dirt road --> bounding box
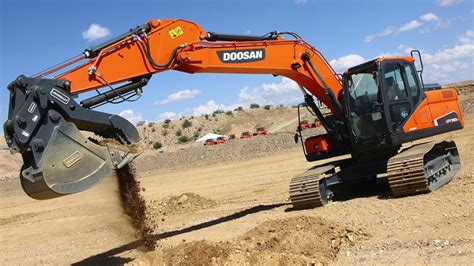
[1,90,473,264]
[1,116,473,264]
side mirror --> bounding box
[410,50,424,73]
[294,133,299,144]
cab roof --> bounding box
[344,56,415,75]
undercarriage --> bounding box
[289,141,460,209]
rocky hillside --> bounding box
[137,106,320,151]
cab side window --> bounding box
[384,65,408,102]
[403,63,420,105]
[383,63,412,130]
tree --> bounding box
[182,119,192,129]
[225,111,233,116]
[250,103,260,109]
[153,142,162,149]
[263,105,271,110]
[234,106,244,111]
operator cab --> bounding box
[342,56,425,156]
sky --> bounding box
[1,0,473,127]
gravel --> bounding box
[134,132,302,173]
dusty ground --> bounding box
[0,85,473,265]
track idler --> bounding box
[4,75,140,199]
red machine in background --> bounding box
[253,127,268,136]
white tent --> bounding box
[195,133,226,142]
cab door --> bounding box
[381,61,422,133]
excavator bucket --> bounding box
[20,122,138,199]
[4,75,141,199]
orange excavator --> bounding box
[4,19,463,208]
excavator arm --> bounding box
[4,18,347,199]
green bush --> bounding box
[182,119,192,129]
[175,130,182,137]
[225,111,233,116]
[153,142,162,149]
[234,106,244,111]
[263,105,271,110]
[250,103,260,109]
[204,114,210,120]
[177,135,190,144]
[151,128,156,132]
[213,109,224,115]
[164,119,171,124]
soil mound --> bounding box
[237,216,369,264]
[135,216,369,265]
[163,240,231,265]
[0,150,22,180]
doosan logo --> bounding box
[217,49,265,63]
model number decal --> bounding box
[63,151,82,168]
[217,49,265,63]
[50,89,70,105]
[434,111,459,126]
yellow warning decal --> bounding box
[168,26,184,39]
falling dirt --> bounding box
[116,164,155,250]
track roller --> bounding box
[387,141,460,197]
[289,164,334,209]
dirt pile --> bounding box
[134,132,302,172]
[0,137,22,180]
[134,216,369,265]
[447,80,474,95]
[238,216,369,264]
[147,193,217,217]
[447,80,474,115]
[116,164,155,250]
[0,152,22,180]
